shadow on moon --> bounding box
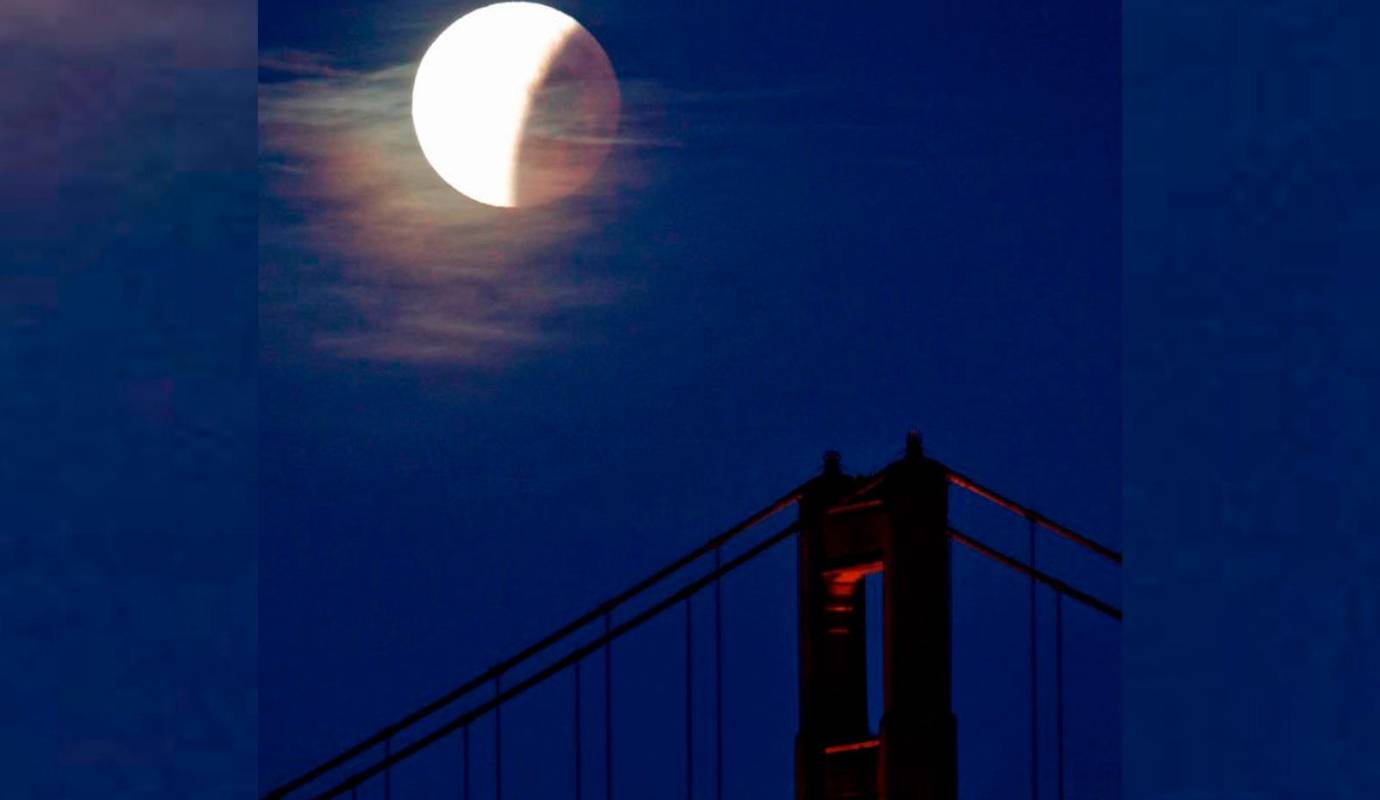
[512,24,621,208]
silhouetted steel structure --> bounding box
[261,432,1121,800]
[796,433,955,800]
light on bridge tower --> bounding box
[795,431,957,800]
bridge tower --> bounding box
[795,432,956,800]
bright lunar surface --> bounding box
[412,2,621,208]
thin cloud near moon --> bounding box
[259,52,639,366]
[1,0,253,67]
[259,46,831,367]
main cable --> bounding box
[308,523,801,800]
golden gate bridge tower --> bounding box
[795,434,955,800]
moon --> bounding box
[412,2,621,208]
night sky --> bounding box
[3,1,257,797]
[258,0,1119,797]
[8,1,1379,799]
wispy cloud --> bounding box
[257,48,859,366]
[259,53,647,366]
[1,0,253,67]
[258,50,355,80]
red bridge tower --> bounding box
[795,432,957,800]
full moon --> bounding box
[412,2,620,208]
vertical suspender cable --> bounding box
[494,676,503,800]
[686,598,694,800]
[1055,593,1064,800]
[575,662,583,800]
[384,737,392,800]
[713,547,724,800]
[605,613,614,800]
[1029,516,1038,800]
[463,726,471,800]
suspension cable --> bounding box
[604,613,613,800]
[1028,518,1038,800]
[307,523,801,800]
[574,663,583,800]
[494,677,502,800]
[685,599,694,800]
[1055,593,1065,800]
[713,547,724,800]
[262,482,808,800]
[943,465,1121,564]
[947,526,1121,621]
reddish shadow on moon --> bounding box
[512,24,621,208]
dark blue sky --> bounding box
[5,1,1374,800]
[2,1,256,797]
[5,1,1377,798]
[258,0,1120,796]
